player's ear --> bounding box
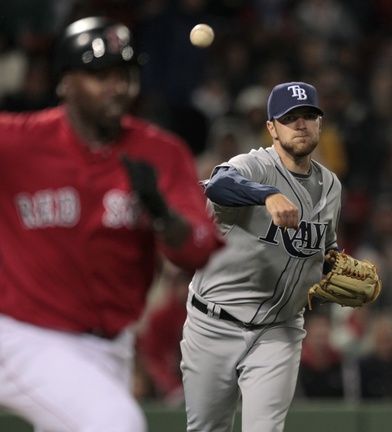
[56,75,70,99]
[56,80,66,98]
[266,120,278,139]
[127,65,140,100]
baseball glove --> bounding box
[307,250,381,309]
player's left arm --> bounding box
[121,155,191,247]
[154,143,225,270]
[121,145,224,271]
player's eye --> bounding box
[89,67,130,83]
[303,113,319,120]
[278,115,296,124]
[278,113,319,124]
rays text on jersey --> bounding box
[258,220,328,258]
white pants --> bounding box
[0,314,147,432]
[181,302,306,432]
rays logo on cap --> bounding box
[287,85,308,100]
[267,81,324,120]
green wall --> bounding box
[1,401,392,432]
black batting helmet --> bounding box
[55,16,135,75]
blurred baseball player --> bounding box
[0,16,223,432]
[181,82,342,432]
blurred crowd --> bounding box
[0,0,391,405]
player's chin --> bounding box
[293,139,317,156]
[100,106,128,129]
[104,102,128,119]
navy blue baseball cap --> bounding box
[267,82,323,120]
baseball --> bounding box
[190,24,214,48]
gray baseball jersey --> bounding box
[190,145,341,325]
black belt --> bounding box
[191,295,265,330]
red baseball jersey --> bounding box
[0,107,223,337]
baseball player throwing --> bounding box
[0,16,223,432]
[181,82,342,432]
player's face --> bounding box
[266,108,322,158]
[61,66,133,139]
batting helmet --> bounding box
[55,16,135,75]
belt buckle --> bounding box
[207,302,221,319]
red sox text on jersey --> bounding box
[15,188,141,229]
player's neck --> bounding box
[277,150,311,175]
[65,106,121,150]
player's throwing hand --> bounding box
[265,193,299,229]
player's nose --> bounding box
[294,117,307,128]
[103,73,129,96]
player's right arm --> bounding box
[205,165,299,229]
